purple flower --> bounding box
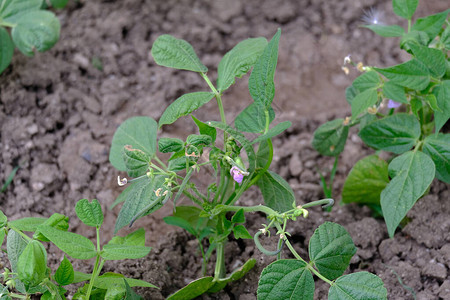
[230,166,244,184]
[387,99,402,109]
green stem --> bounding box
[213,166,226,206]
[85,227,104,299]
[407,18,411,32]
[7,226,32,242]
[264,109,270,134]
[302,198,334,209]
[213,241,226,280]
[182,190,203,206]
[8,293,27,299]
[153,156,168,171]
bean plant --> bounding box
[0,0,65,75]
[109,30,387,299]
[313,0,449,237]
[0,199,155,299]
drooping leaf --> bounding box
[381,151,435,237]
[312,119,349,157]
[191,116,217,143]
[0,27,14,74]
[208,259,256,293]
[17,240,48,288]
[359,113,421,154]
[352,71,380,92]
[257,259,314,300]
[309,222,356,280]
[342,155,389,205]
[362,24,405,37]
[433,81,450,133]
[382,81,408,104]
[235,103,275,133]
[392,0,418,19]
[328,272,387,300]
[8,217,46,232]
[109,116,158,171]
[186,134,212,147]
[251,121,291,145]
[114,175,167,233]
[163,216,197,236]
[101,244,151,260]
[248,29,281,108]
[151,34,207,72]
[54,256,74,286]
[122,145,151,177]
[411,10,449,41]
[217,37,268,92]
[408,42,446,77]
[0,0,42,23]
[159,92,215,128]
[350,88,379,118]
[422,133,450,183]
[36,225,97,260]
[374,59,430,90]
[11,11,60,56]
[124,279,143,300]
[75,199,104,228]
[167,277,214,300]
[257,170,294,213]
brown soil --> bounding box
[1,0,449,299]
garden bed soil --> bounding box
[0,0,449,299]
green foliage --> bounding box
[312,119,349,156]
[235,103,275,133]
[313,2,449,237]
[257,170,295,213]
[0,0,63,74]
[17,240,48,289]
[328,272,387,300]
[75,199,104,228]
[54,256,74,286]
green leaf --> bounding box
[114,175,167,233]
[257,170,294,213]
[423,134,450,183]
[159,92,215,128]
[408,43,446,77]
[308,222,356,280]
[381,151,435,237]
[0,0,42,24]
[191,116,216,143]
[0,284,10,300]
[374,59,430,90]
[0,229,5,248]
[233,225,252,240]
[231,208,245,223]
[151,34,207,72]
[101,244,151,260]
[158,137,184,153]
[36,225,97,259]
[54,256,74,286]
[11,11,60,56]
[33,213,69,242]
[217,37,268,92]
[124,279,143,300]
[345,85,358,105]
[342,155,389,205]
[359,114,421,154]
[328,272,387,300]
[411,10,449,41]
[353,71,380,92]
[433,81,450,133]
[208,258,256,293]
[168,157,193,172]
[382,81,407,104]
[410,98,423,119]
[235,103,275,133]
[8,217,46,232]
[109,116,157,172]
[186,134,212,147]
[206,121,256,173]
[248,29,280,108]
[167,277,214,300]
[257,259,314,300]
[442,25,450,50]
[0,211,6,228]
[392,0,418,19]
[122,145,151,178]
[351,88,379,119]
[108,228,146,247]
[400,30,430,49]
[50,0,69,9]
[75,199,104,228]
[17,240,47,288]
[362,24,405,37]
[6,230,27,274]
[72,271,92,284]
[251,121,291,145]
[256,139,271,169]
[424,94,441,112]
[312,119,349,157]
[93,272,157,289]
[0,27,13,74]
[163,216,197,236]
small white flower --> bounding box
[344,55,351,65]
[117,176,127,186]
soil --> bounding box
[0,0,449,299]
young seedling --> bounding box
[0,199,156,299]
[109,29,387,299]
[313,0,450,237]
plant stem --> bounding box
[85,227,104,299]
[264,109,270,134]
[7,226,32,242]
[213,241,226,280]
[407,18,411,32]
[8,293,27,299]
[154,156,168,171]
